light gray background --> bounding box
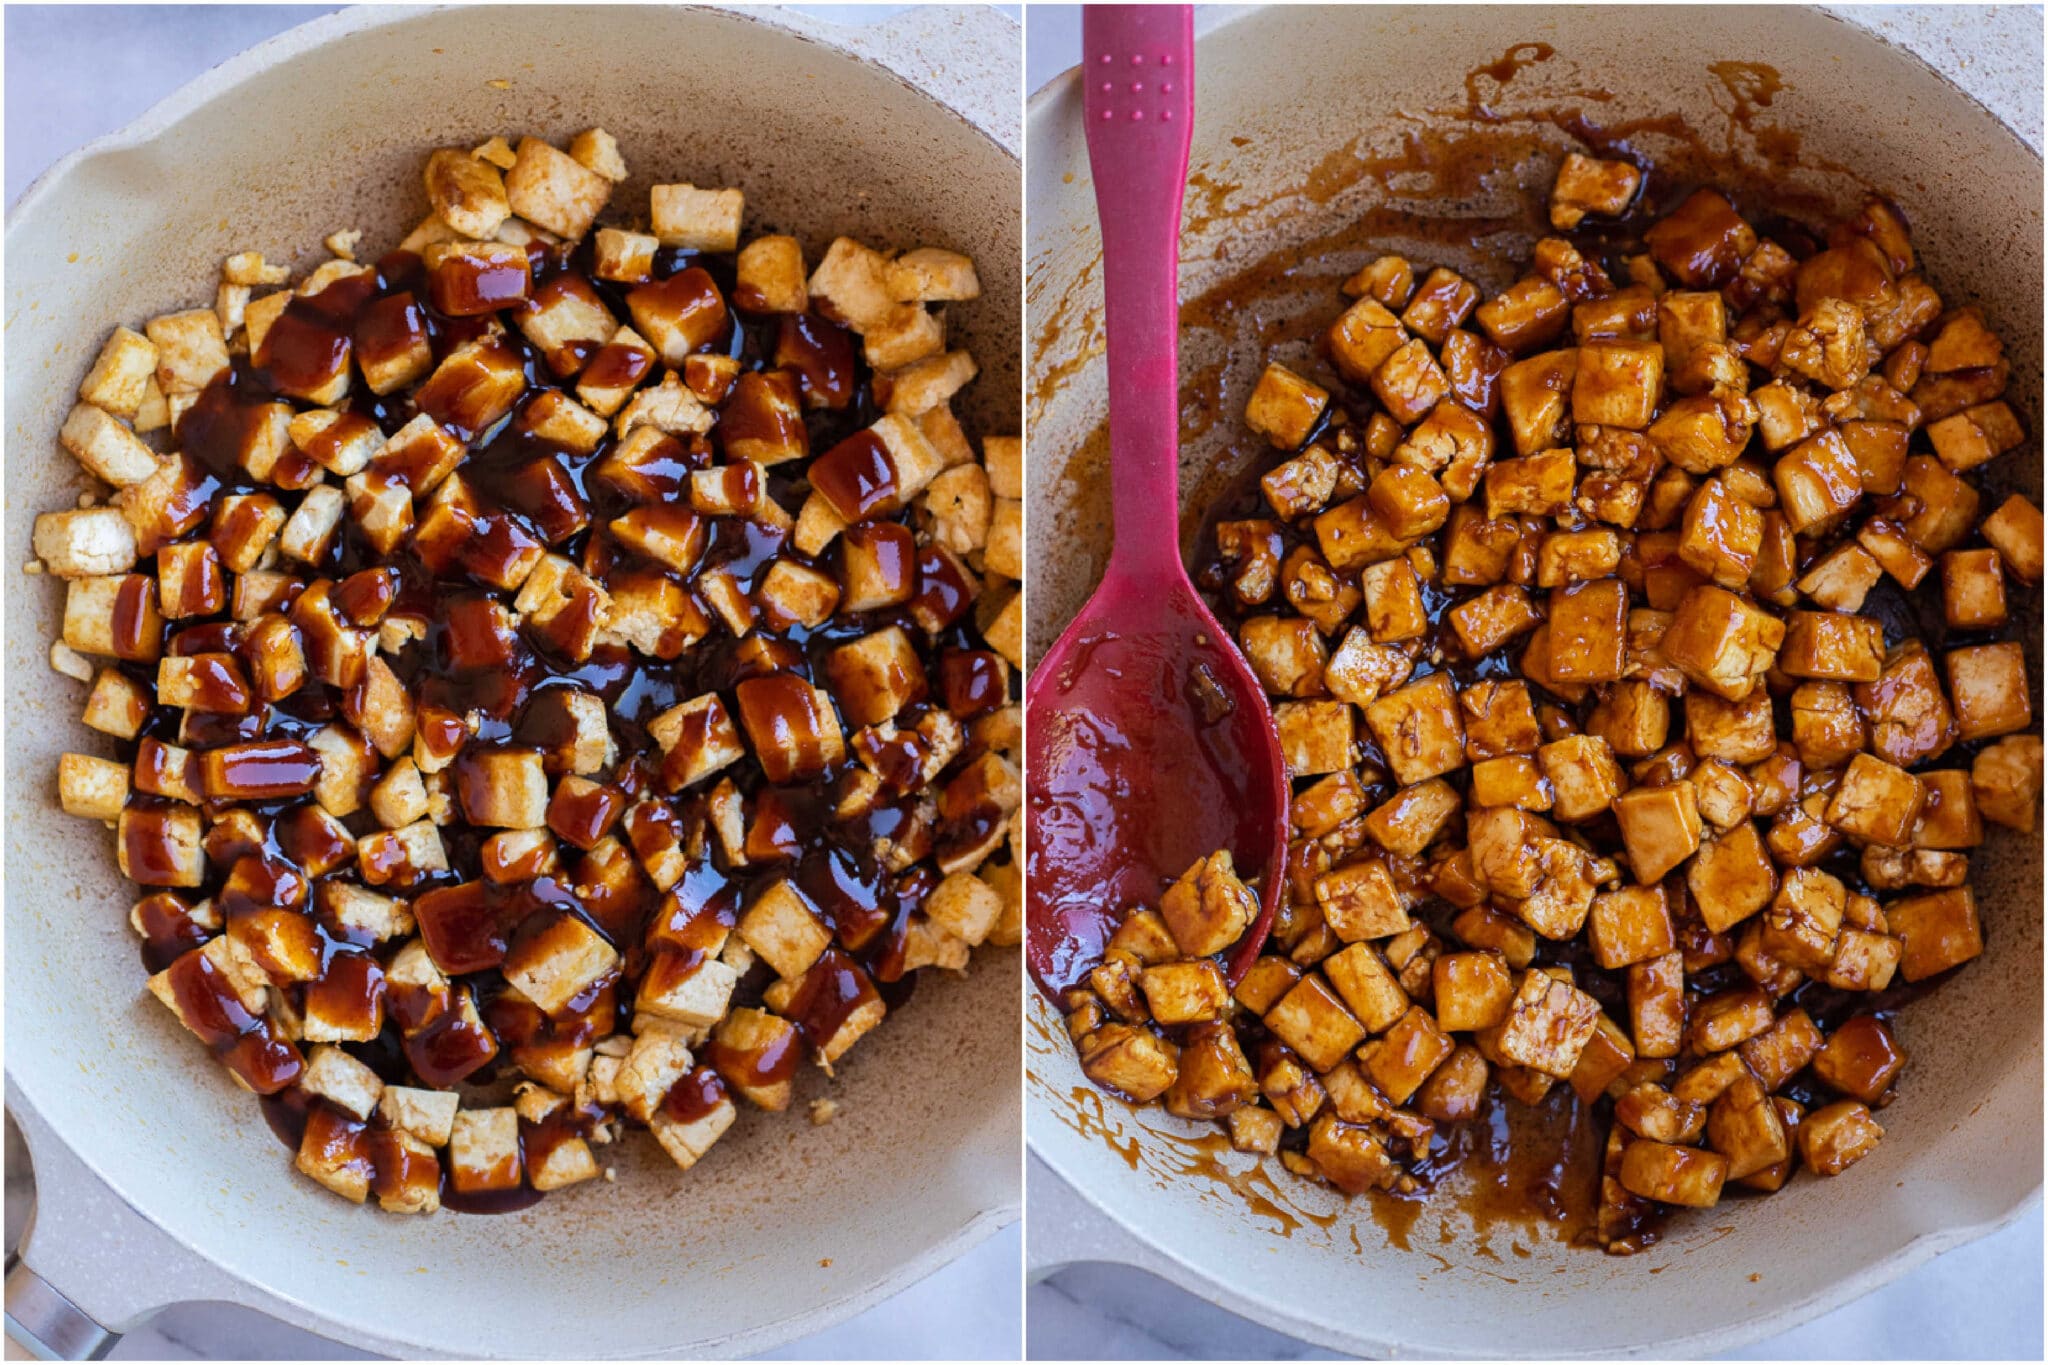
[1022,3,2044,1360]
[2,5,1019,1360]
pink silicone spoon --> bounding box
[1025,5,1288,1000]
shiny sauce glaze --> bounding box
[113,229,1014,1211]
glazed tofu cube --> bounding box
[1572,341,1662,428]
[1645,188,1755,286]
[1896,456,1980,554]
[1079,1023,1179,1103]
[1627,951,1685,1059]
[648,1069,738,1171]
[1477,276,1570,354]
[1371,339,1450,426]
[448,1108,522,1193]
[1825,753,1924,848]
[422,147,510,237]
[1159,850,1257,957]
[1321,943,1408,1032]
[1587,681,1670,758]
[1484,448,1575,519]
[824,626,930,727]
[1263,976,1366,1072]
[1274,699,1355,777]
[1761,867,1846,971]
[1780,297,1869,390]
[1945,642,2031,741]
[1240,616,1328,697]
[295,1106,373,1204]
[1810,1015,1905,1104]
[1448,584,1543,656]
[1363,1006,1453,1103]
[650,184,744,252]
[1327,297,1409,382]
[1772,429,1863,534]
[1400,267,1481,344]
[1687,821,1777,934]
[1615,1083,1706,1144]
[455,747,548,828]
[1548,579,1627,682]
[1941,548,2008,629]
[34,508,138,579]
[1689,986,1776,1053]
[1244,362,1328,450]
[647,693,745,790]
[1886,888,1981,981]
[614,1027,695,1124]
[1797,541,1883,612]
[1856,642,1956,768]
[1926,401,2023,472]
[1799,1100,1883,1176]
[1980,494,2042,581]
[1365,673,1466,785]
[1551,152,1641,228]
[1515,839,1598,939]
[636,954,740,1030]
[1363,778,1461,859]
[1140,959,1230,1025]
[1617,1136,1729,1208]
[1661,585,1784,701]
[1163,1022,1256,1120]
[1779,611,1884,682]
[1432,952,1515,1031]
[1459,680,1541,759]
[1469,755,1551,811]
[1704,1074,1789,1180]
[502,911,619,1014]
[1914,768,1985,849]
[504,137,611,239]
[1790,682,1866,769]
[1495,970,1601,1077]
[1973,735,2043,832]
[737,879,831,980]
[1315,859,1409,942]
[1538,733,1624,823]
[82,669,151,740]
[1589,886,1677,971]
[1362,559,1428,643]
[59,403,159,486]
[1569,1017,1637,1104]
[1227,1106,1284,1155]
[1677,478,1762,588]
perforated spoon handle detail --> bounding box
[1082,4,1196,586]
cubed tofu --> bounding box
[1688,821,1777,934]
[1661,585,1784,701]
[1157,850,1258,958]
[59,402,159,487]
[1537,733,1624,823]
[1810,1015,1906,1104]
[1365,673,1467,785]
[1980,493,2043,582]
[1432,951,1516,1031]
[650,183,744,252]
[448,1107,523,1193]
[1551,152,1641,228]
[1362,1006,1453,1104]
[504,137,612,239]
[1799,1100,1884,1176]
[1825,753,1924,848]
[1589,885,1676,969]
[1973,735,2043,832]
[1494,970,1602,1078]
[1945,642,2031,742]
[1078,1023,1179,1103]
[1274,699,1355,777]
[737,879,831,980]
[1315,859,1409,942]
[1263,975,1366,1072]
[1886,888,1981,981]
[1244,362,1328,450]
[1140,959,1230,1025]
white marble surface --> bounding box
[3,5,1019,1360]
[1023,3,2043,1360]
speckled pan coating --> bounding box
[1026,5,2039,1357]
[5,5,1019,1358]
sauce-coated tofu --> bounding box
[1945,641,2031,742]
[1661,585,1784,701]
[1365,672,1467,785]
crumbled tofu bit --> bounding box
[808,1098,840,1127]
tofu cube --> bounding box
[455,747,549,828]
[1945,642,2032,742]
[1244,362,1328,450]
[1551,152,1641,228]
[1079,1023,1179,1103]
[1159,849,1257,957]
[650,184,744,252]
[1262,975,1366,1072]
[1327,298,1409,383]
[1494,970,1602,1077]
[1799,1100,1884,1176]
[502,910,619,1014]
[1320,943,1408,1033]
[1886,888,1981,981]
[1314,859,1409,942]
[1661,585,1784,701]
[1140,959,1230,1026]
[1432,951,1515,1031]
[1687,822,1777,934]
[1612,783,1701,883]
[59,402,159,486]
[737,879,831,980]
[1538,733,1624,823]
[448,1107,522,1193]
[648,1069,738,1171]
[1618,1140,1727,1208]
[1589,885,1675,969]
[1810,1015,1906,1104]
[1363,1006,1453,1104]
[1365,673,1467,785]
[1274,699,1355,777]
[504,137,612,239]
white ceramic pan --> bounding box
[4,5,1019,1357]
[1025,6,2041,1357]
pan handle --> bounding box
[4,1259,117,1361]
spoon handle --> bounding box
[1083,4,1195,585]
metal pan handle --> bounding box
[5,1257,117,1361]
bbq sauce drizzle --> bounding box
[125,229,1017,1211]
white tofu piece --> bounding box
[78,326,160,418]
[636,955,741,1028]
[503,137,612,240]
[886,247,981,302]
[616,1026,695,1124]
[57,752,129,820]
[59,402,159,486]
[278,485,348,565]
[648,1081,737,1171]
[501,911,620,1014]
[300,1043,384,1120]
[925,871,1002,947]
[379,1085,461,1146]
[447,1107,522,1192]
[737,879,831,980]
[569,127,628,182]
[143,308,229,394]
[34,508,137,578]
[650,184,744,252]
